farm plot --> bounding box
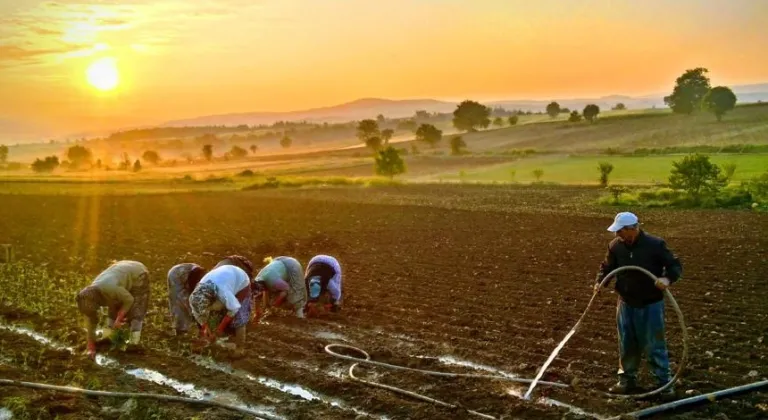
[0,185,767,419]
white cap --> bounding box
[607,212,639,232]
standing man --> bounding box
[595,212,682,397]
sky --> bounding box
[0,0,767,138]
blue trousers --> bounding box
[617,299,671,385]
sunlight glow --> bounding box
[86,57,119,91]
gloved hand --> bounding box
[272,294,286,308]
[86,340,96,360]
[200,324,211,339]
[593,283,601,294]
[655,277,671,290]
[112,310,127,329]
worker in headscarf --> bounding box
[167,263,207,337]
[189,264,252,350]
[214,255,254,279]
[76,260,150,359]
[254,256,307,318]
[304,255,342,315]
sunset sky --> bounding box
[1,0,767,137]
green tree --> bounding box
[721,162,737,182]
[133,159,142,172]
[493,117,504,127]
[452,100,491,132]
[669,153,727,203]
[546,102,561,118]
[142,150,161,165]
[612,103,627,111]
[381,128,394,144]
[31,156,59,173]
[508,115,519,126]
[0,144,8,163]
[450,136,467,155]
[356,119,380,142]
[598,162,614,187]
[664,68,711,114]
[374,146,406,179]
[583,104,600,123]
[533,169,544,181]
[280,135,292,149]
[202,144,213,161]
[568,111,582,123]
[230,145,248,158]
[703,86,737,121]
[415,124,443,148]
[66,145,93,168]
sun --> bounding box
[86,57,119,91]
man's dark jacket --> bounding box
[596,230,683,307]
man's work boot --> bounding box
[609,381,637,394]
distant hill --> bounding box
[162,98,457,127]
[162,83,768,127]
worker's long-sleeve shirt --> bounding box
[91,260,149,313]
[190,265,250,325]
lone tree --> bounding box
[142,150,161,165]
[583,104,600,123]
[0,144,8,163]
[546,102,561,118]
[356,119,380,142]
[415,124,443,148]
[450,136,467,155]
[230,145,248,158]
[703,86,737,121]
[376,114,386,124]
[452,100,491,132]
[664,68,711,114]
[67,145,93,168]
[508,115,519,126]
[598,162,614,187]
[568,111,582,123]
[133,159,142,172]
[381,128,394,145]
[668,153,727,203]
[202,144,213,161]
[493,117,505,127]
[374,146,406,179]
[280,135,292,149]
[532,169,544,182]
[31,156,59,173]
[612,103,627,111]
[250,145,258,154]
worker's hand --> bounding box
[86,340,96,360]
[593,283,601,294]
[655,277,671,290]
[112,310,127,329]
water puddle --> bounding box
[0,324,280,419]
[508,387,604,419]
[433,355,520,380]
[313,331,349,341]
[190,355,384,419]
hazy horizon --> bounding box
[1,0,768,139]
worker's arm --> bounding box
[659,240,683,284]
[112,287,134,328]
[595,242,618,287]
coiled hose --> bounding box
[525,265,688,400]
[0,379,278,420]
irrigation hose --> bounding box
[0,379,278,420]
[525,265,689,400]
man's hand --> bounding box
[593,283,601,294]
[655,277,671,290]
[112,310,127,329]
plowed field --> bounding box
[1,185,766,419]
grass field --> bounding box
[440,153,768,184]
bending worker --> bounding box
[304,254,342,314]
[76,260,151,359]
[254,256,307,318]
[189,263,252,350]
[167,262,207,336]
[595,212,682,398]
